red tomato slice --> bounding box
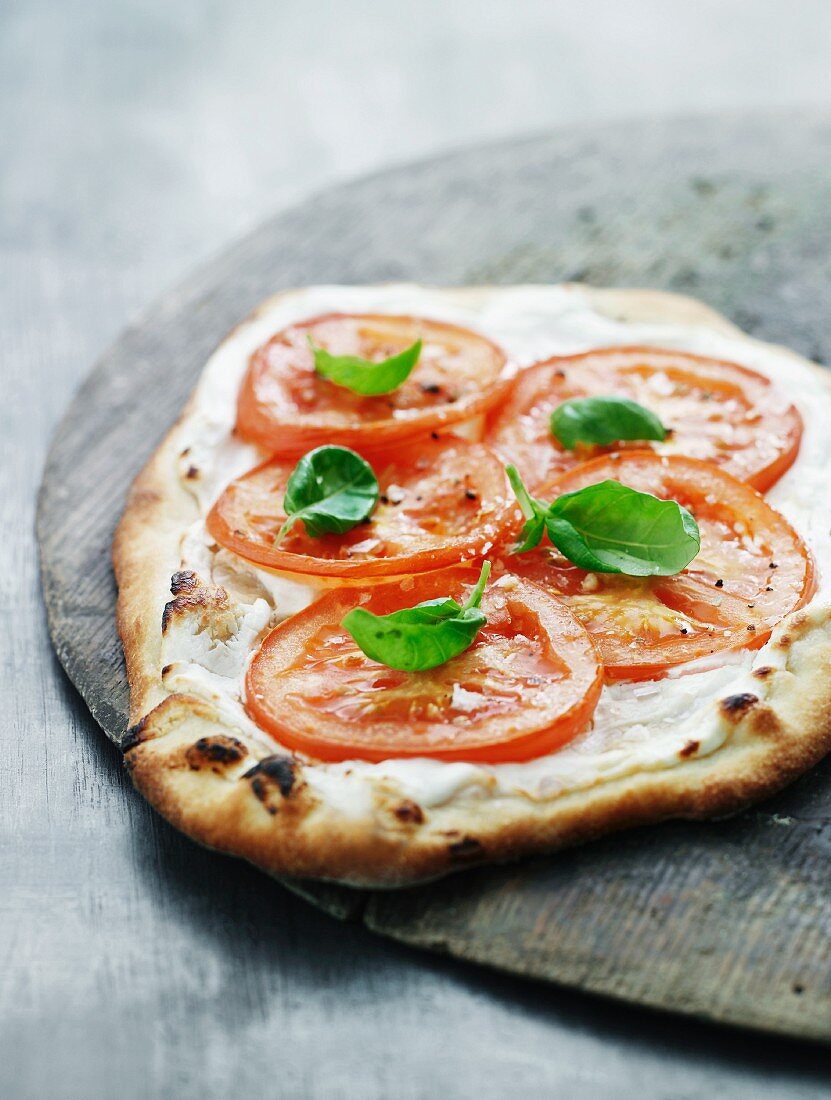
[236,313,509,455]
[245,569,602,763]
[207,436,517,579]
[486,346,802,493]
[507,452,814,681]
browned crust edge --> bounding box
[112,285,831,888]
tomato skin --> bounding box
[207,435,519,579]
[486,346,803,493]
[236,312,510,456]
[507,452,814,681]
[245,569,602,763]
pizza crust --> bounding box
[113,286,831,887]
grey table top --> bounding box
[5,4,831,1097]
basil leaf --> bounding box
[309,336,422,396]
[342,562,491,672]
[505,465,548,552]
[275,445,379,544]
[546,480,700,576]
[505,466,699,576]
[550,396,666,451]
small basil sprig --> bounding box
[342,562,491,672]
[550,395,666,450]
[309,335,422,396]
[506,466,699,577]
[274,445,379,545]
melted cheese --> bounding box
[169,285,831,811]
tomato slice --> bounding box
[207,436,517,579]
[236,312,509,455]
[245,568,602,763]
[486,346,802,493]
[507,452,814,681]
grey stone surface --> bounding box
[31,111,831,1097]
[38,109,831,1049]
[7,2,831,1097]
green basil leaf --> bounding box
[342,562,491,672]
[505,465,548,552]
[309,336,422,396]
[275,445,379,544]
[550,396,666,450]
[546,480,700,576]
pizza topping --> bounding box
[309,335,422,395]
[506,464,700,576]
[342,561,491,672]
[236,313,508,455]
[550,395,666,451]
[207,435,517,578]
[508,452,814,680]
[245,568,602,762]
[210,304,816,762]
[486,346,803,492]
[274,445,378,544]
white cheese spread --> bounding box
[165,285,831,810]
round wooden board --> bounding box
[38,112,831,1041]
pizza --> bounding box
[114,284,831,887]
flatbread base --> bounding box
[114,287,831,887]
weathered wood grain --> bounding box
[38,113,831,1046]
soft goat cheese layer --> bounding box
[167,284,831,811]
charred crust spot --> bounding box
[753,666,775,680]
[185,465,200,479]
[163,572,204,630]
[748,705,782,739]
[250,779,277,813]
[393,799,425,824]
[161,664,173,677]
[777,635,791,649]
[720,693,759,721]
[170,570,199,596]
[185,735,248,771]
[161,572,225,634]
[199,736,246,764]
[448,836,483,861]
[162,598,183,633]
[244,755,297,798]
[679,739,700,758]
[260,756,297,796]
[122,715,151,753]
